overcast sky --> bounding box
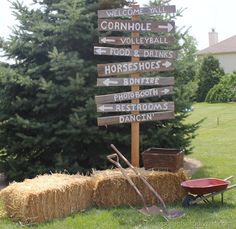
[0,0,236,50]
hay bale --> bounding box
[92,168,188,207]
[0,173,94,224]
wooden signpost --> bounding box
[94,4,177,167]
[99,36,175,46]
[97,77,174,87]
[97,111,175,126]
[95,87,174,104]
[97,102,175,113]
[94,46,177,59]
[97,6,176,18]
[130,10,140,166]
[98,19,175,33]
[97,59,174,76]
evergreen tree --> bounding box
[196,55,224,102]
[0,0,200,181]
[0,0,130,181]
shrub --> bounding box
[206,72,236,103]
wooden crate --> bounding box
[142,148,184,172]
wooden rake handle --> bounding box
[107,151,148,209]
[109,144,167,211]
[107,153,120,167]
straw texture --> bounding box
[0,173,94,224]
[92,168,188,207]
[0,169,188,224]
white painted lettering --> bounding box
[106,11,114,17]
[155,61,161,69]
[150,78,154,84]
[136,115,141,122]
[145,62,150,69]
[105,65,111,75]
[114,22,120,30]
[116,104,121,112]
[119,116,125,123]
[101,21,107,30]
[123,63,128,72]
[117,64,123,73]
[139,62,145,71]
[100,21,152,32]
[146,23,151,31]
[121,37,126,44]
[123,78,128,86]
[130,115,136,122]
[110,65,116,73]
[153,88,159,96]
[163,102,168,110]
[155,78,160,84]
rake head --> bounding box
[139,205,185,220]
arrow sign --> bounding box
[94,47,107,55]
[97,6,176,18]
[97,111,175,126]
[99,36,175,46]
[97,77,174,87]
[102,78,119,86]
[100,37,116,44]
[162,60,172,68]
[97,102,174,113]
[97,59,175,77]
[95,87,173,104]
[94,46,177,59]
[158,23,173,33]
[97,105,114,112]
[98,19,175,33]
[161,88,171,94]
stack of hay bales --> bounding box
[0,168,188,224]
[92,168,188,207]
[0,173,94,224]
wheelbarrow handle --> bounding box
[224,176,233,181]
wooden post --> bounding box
[131,5,140,167]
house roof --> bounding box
[196,35,236,55]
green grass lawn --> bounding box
[0,102,236,228]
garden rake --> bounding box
[107,144,185,221]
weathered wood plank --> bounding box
[97,102,175,112]
[97,59,175,76]
[97,111,175,126]
[94,46,177,59]
[98,19,175,33]
[95,86,173,104]
[97,6,176,18]
[96,77,174,87]
[99,36,175,45]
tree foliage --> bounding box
[206,72,236,103]
[0,0,200,181]
[174,34,199,110]
[196,55,224,102]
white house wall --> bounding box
[213,53,236,73]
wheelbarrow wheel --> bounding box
[182,195,196,207]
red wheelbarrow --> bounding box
[181,176,236,207]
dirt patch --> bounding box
[183,157,202,177]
